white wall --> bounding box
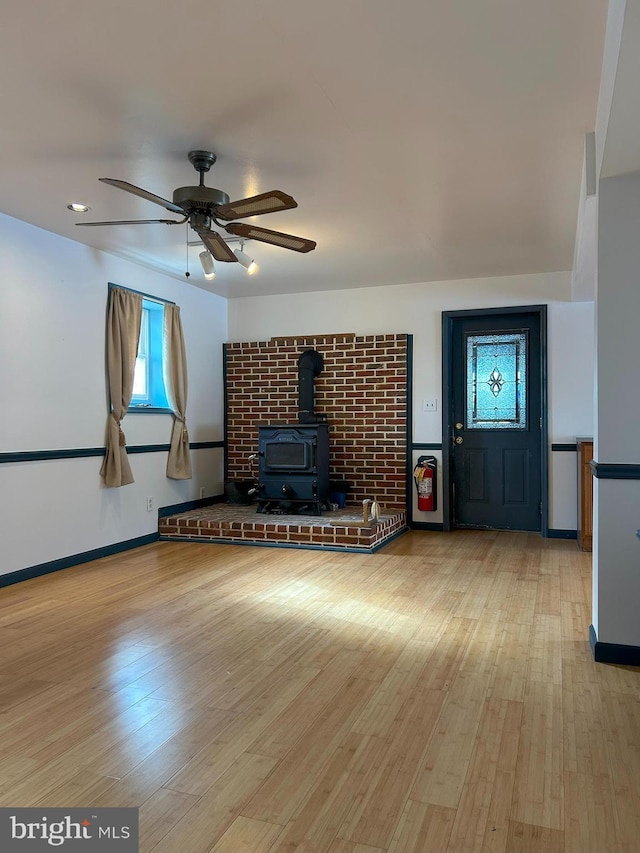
[229,271,595,530]
[592,174,640,647]
[0,212,227,577]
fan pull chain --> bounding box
[184,223,190,278]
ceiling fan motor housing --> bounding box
[173,185,230,213]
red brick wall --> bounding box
[224,333,408,509]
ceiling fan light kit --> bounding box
[77,150,316,275]
[234,242,257,275]
[198,250,216,280]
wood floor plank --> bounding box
[445,698,522,853]
[261,730,368,853]
[138,788,200,853]
[386,801,456,853]
[151,752,277,853]
[528,614,563,685]
[211,816,283,853]
[241,676,379,825]
[506,820,565,852]
[351,639,437,738]
[325,840,386,853]
[487,620,532,702]
[410,618,498,809]
[420,616,476,691]
[248,649,366,759]
[163,664,321,797]
[511,682,563,830]
[337,686,446,848]
[601,689,640,848]
[33,768,118,808]
[479,699,523,853]
[87,707,235,808]
[563,770,619,853]
[561,657,609,778]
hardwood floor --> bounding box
[0,531,638,852]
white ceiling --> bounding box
[0,0,607,298]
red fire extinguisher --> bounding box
[414,455,437,512]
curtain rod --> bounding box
[108,282,176,306]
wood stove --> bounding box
[254,348,330,515]
[256,423,330,514]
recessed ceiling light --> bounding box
[67,202,90,213]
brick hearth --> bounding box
[159,504,407,552]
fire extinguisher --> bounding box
[414,455,437,512]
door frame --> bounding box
[441,305,548,535]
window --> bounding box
[129,298,170,411]
[465,330,527,430]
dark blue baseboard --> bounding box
[408,524,576,538]
[0,533,160,589]
[590,624,640,666]
[547,528,578,540]
[1,494,227,589]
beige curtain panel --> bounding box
[163,303,192,479]
[100,287,142,487]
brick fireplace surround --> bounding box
[225,333,409,507]
[160,333,410,552]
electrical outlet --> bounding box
[199,487,206,499]
[423,398,437,412]
[146,496,153,512]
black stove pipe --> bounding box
[297,349,326,423]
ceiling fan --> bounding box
[76,150,316,263]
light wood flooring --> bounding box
[0,531,638,852]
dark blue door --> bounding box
[450,311,543,531]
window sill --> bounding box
[127,406,173,414]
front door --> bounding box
[443,308,546,531]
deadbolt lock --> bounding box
[455,422,463,429]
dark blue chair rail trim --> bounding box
[590,461,640,480]
[414,443,574,453]
[590,624,640,666]
[0,441,224,464]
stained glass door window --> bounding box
[465,331,527,429]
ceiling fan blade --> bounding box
[199,230,238,263]
[99,178,186,215]
[76,218,182,226]
[225,222,316,253]
[214,190,297,221]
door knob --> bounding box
[455,436,464,444]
